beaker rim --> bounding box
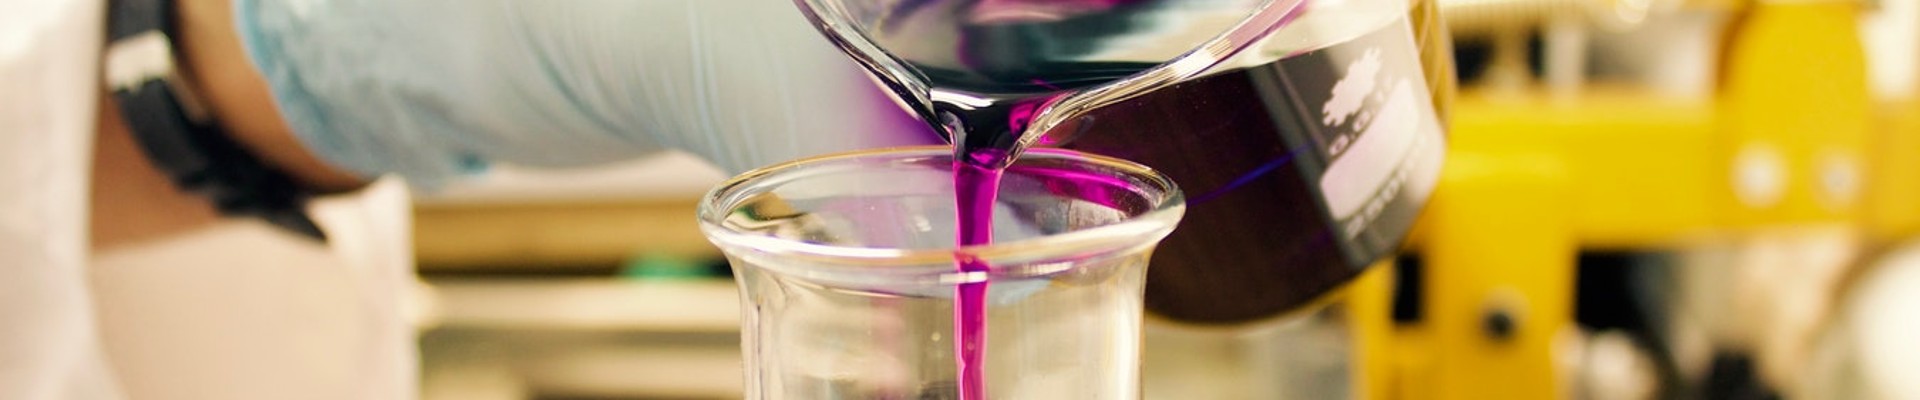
[697,145,1186,285]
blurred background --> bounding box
[390,0,1920,398]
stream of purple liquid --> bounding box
[952,160,1002,400]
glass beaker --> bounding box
[699,146,1185,399]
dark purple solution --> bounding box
[1049,18,1445,323]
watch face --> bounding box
[1057,17,1443,323]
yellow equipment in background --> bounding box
[1345,0,1919,398]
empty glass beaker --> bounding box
[699,146,1184,399]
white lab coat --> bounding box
[1,1,416,399]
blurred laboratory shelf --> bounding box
[421,278,739,333]
[415,152,728,207]
[410,152,729,273]
[418,278,744,400]
[412,199,718,273]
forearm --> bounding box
[173,0,366,193]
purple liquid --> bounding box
[951,161,1001,400]
[931,40,1148,400]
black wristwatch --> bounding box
[103,0,327,240]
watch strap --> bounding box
[104,0,327,240]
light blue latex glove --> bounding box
[237,0,935,187]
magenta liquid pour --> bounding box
[951,159,1002,400]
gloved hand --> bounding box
[237,0,936,187]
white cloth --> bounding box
[1,1,417,398]
[0,0,122,398]
[90,180,415,400]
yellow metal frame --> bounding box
[1352,1,1915,398]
